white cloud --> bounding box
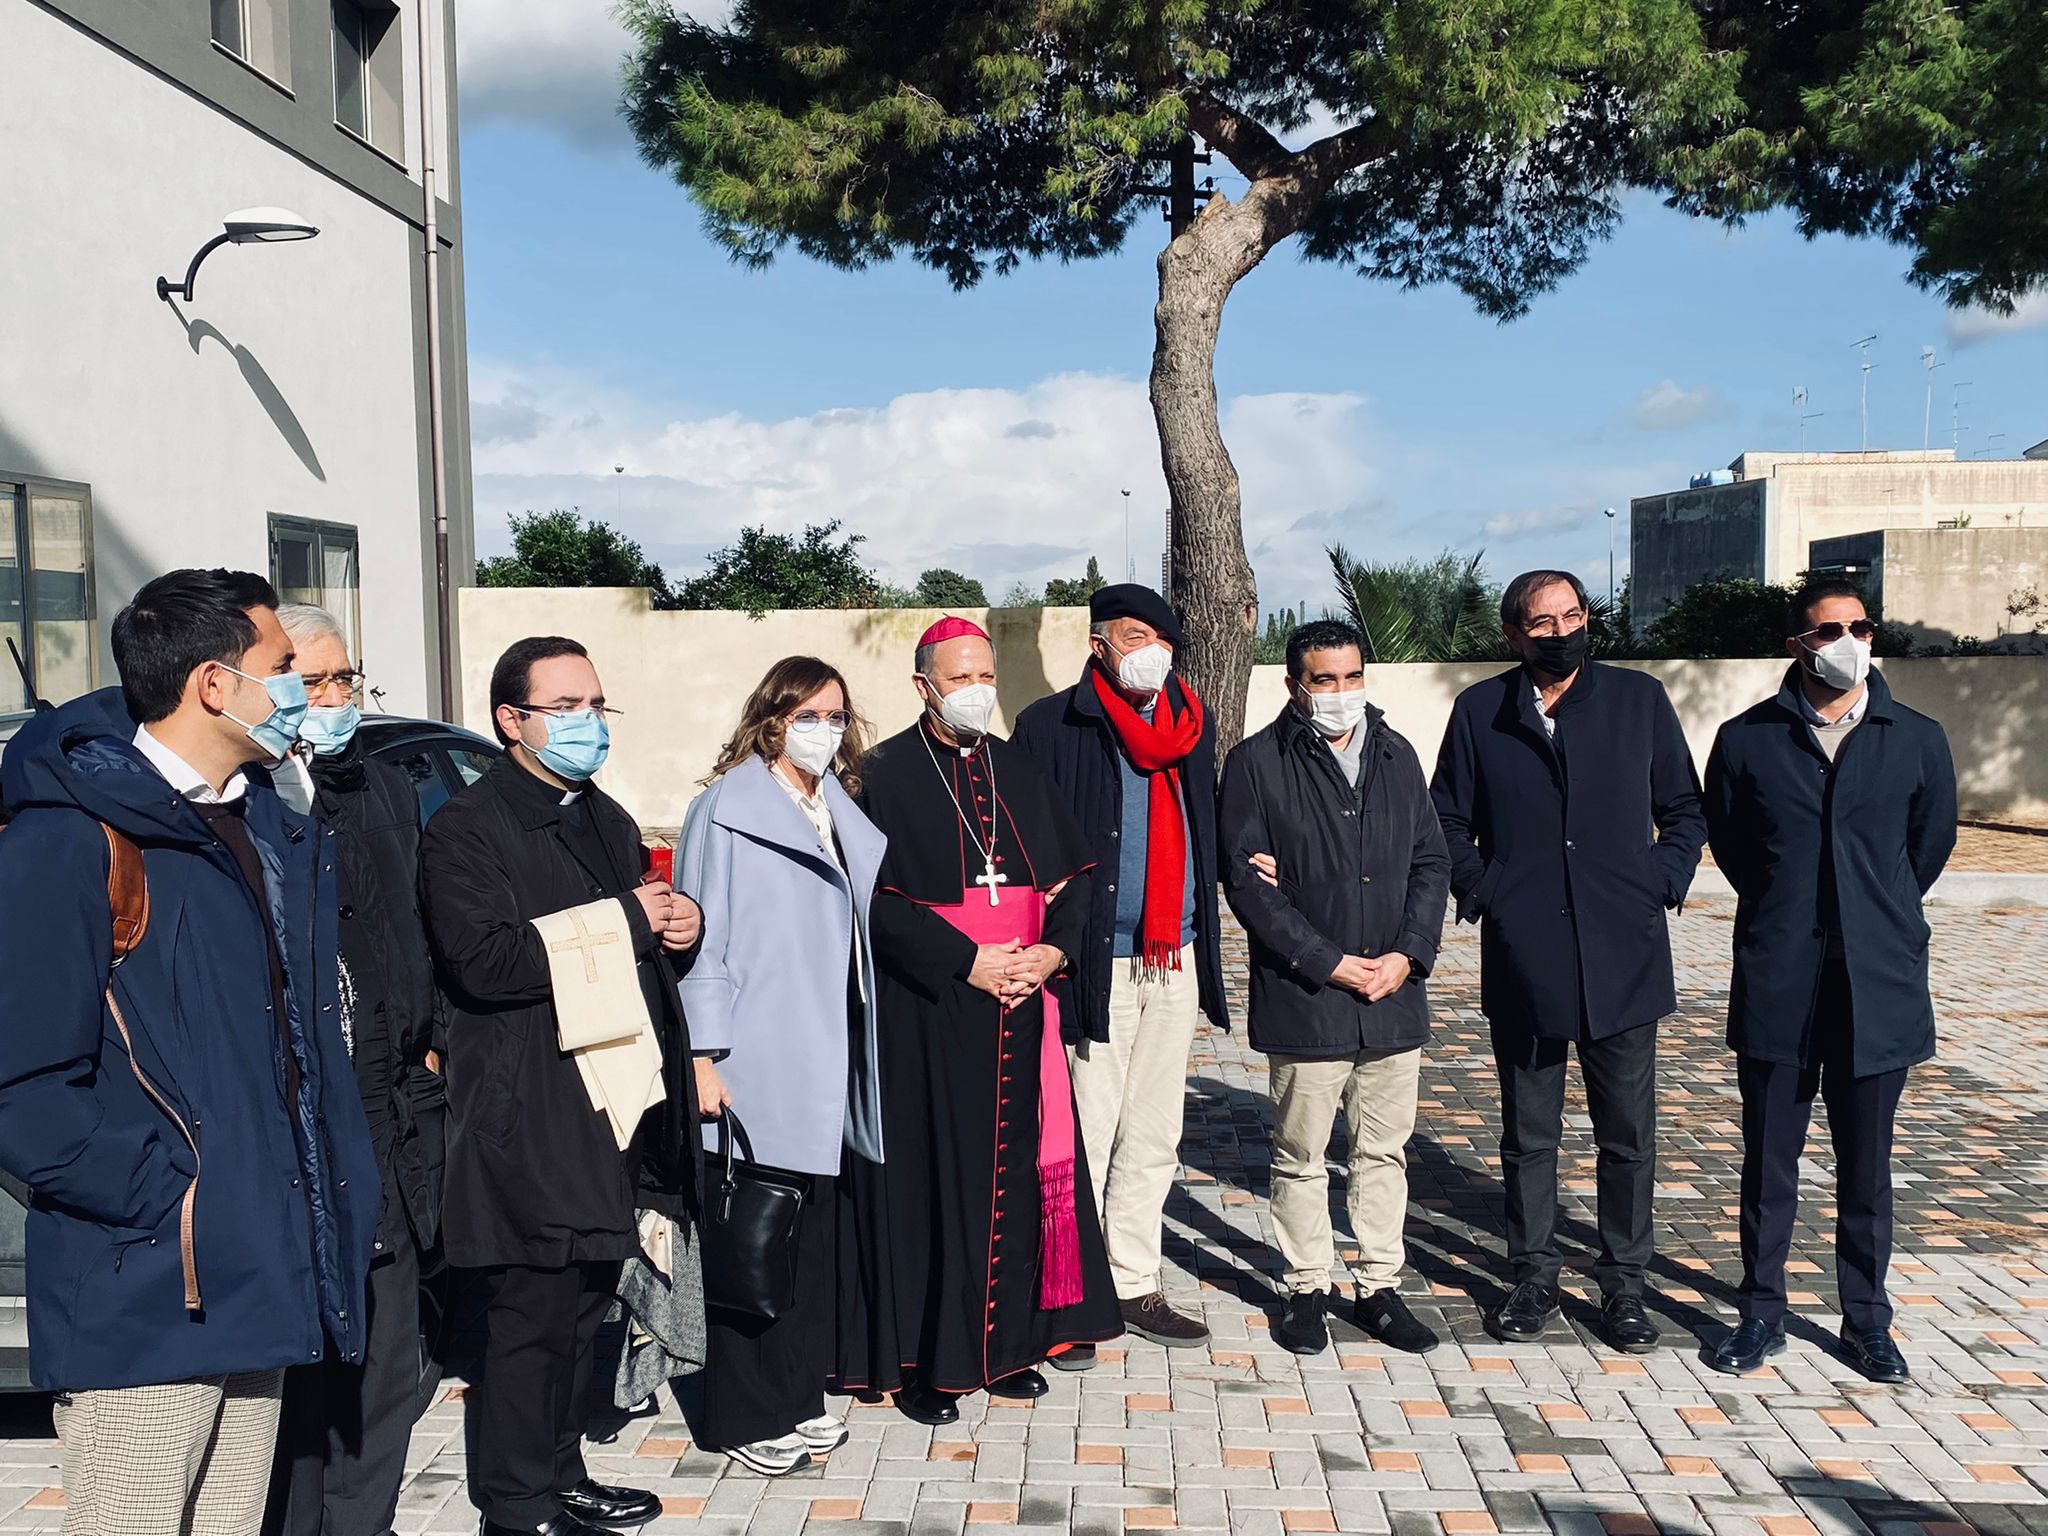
[1944,290,2048,349]
[1622,379,1735,433]
[467,363,1387,607]
[1482,503,1598,542]
[455,0,731,151]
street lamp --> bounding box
[155,207,319,301]
[1121,489,1133,581]
[613,464,625,518]
[1604,507,1618,610]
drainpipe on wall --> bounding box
[417,0,456,719]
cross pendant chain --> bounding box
[973,857,1010,906]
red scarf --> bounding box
[1089,666,1203,972]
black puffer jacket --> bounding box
[1220,703,1450,1057]
[310,742,444,1256]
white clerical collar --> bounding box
[1796,682,1867,727]
[134,724,248,805]
[559,787,584,807]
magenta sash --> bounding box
[929,885,1084,1310]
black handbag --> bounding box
[700,1111,809,1321]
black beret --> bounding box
[1089,583,1183,648]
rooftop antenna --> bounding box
[1921,347,1945,452]
[1951,380,1974,453]
[1794,387,1824,452]
[1852,335,1878,451]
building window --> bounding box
[0,478,97,717]
[332,0,406,162]
[211,0,293,86]
[270,516,362,664]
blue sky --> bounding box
[455,1,2047,616]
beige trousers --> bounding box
[53,1369,285,1536]
[1268,1047,1423,1295]
[1069,944,1202,1299]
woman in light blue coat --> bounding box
[678,655,885,1477]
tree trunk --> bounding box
[1150,190,1286,755]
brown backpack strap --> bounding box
[103,824,150,965]
[98,824,199,1311]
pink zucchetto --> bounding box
[916,615,991,649]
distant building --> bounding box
[0,0,474,737]
[1630,450,2048,644]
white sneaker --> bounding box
[726,1433,813,1477]
[795,1413,850,1456]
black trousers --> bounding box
[700,1168,836,1449]
[271,1217,442,1535]
[1490,1019,1657,1298]
[471,1260,621,1528]
[1737,968,1908,1332]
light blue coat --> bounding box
[677,756,886,1175]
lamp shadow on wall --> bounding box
[166,300,326,483]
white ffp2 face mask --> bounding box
[1109,640,1173,697]
[783,720,845,777]
[1804,634,1871,692]
[927,679,998,739]
[1297,683,1367,740]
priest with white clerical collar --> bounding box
[420,635,701,1536]
[835,616,1122,1426]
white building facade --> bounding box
[0,0,474,733]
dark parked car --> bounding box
[0,715,500,1389]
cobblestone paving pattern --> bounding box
[2,903,2044,1535]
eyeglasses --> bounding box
[790,710,852,731]
[1522,609,1587,637]
[1798,619,1876,644]
[514,703,626,719]
[300,668,365,698]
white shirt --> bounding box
[1530,680,1558,738]
[132,724,247,805]
[1795,683,1868,728]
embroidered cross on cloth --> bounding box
[531,898,665,1149]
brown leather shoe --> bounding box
[1119,1291,1210,1347]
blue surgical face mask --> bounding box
[518,707,610,781]
[222,664,310,763]
[299,702,362,757]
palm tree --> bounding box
[1326,545,1506,663]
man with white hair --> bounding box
[268,604,447,1536]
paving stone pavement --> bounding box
[3,901,2046,1536]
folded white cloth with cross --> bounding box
[531,898,665,1150]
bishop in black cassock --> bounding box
[836,618,1122,1422]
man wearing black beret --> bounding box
[1013,584,1230,1358]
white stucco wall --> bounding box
[460,588,2048,829]
[0,2,435,714]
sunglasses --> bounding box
[1799,619,1877,644]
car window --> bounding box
[450,748,498,788]
[387,748,454,824]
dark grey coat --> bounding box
[1220,703,1450,1057]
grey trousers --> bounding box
[54,1369,286,1536]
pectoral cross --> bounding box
[549,907,620,984]
[973,856,1010,906]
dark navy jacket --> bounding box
[0,689,378,1390]
[1012,668,1229,1042]
[1430,662,1707,1041]
[1704,666,1957,1076]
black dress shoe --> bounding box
[558,1479,662,1528]
[1706,1317,1786,1375]
[989,1368,1049,1399]
[1049,1344,1097,1372]
[482,1516,615,1536]
[1355,1289,1440,1354]
[1487,1281,1561,1342]
[1600,1294,1661,1355]
[1840,1324,1910,1384]
[896,1380,961,1425]
[1273,1289,1331,1355]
